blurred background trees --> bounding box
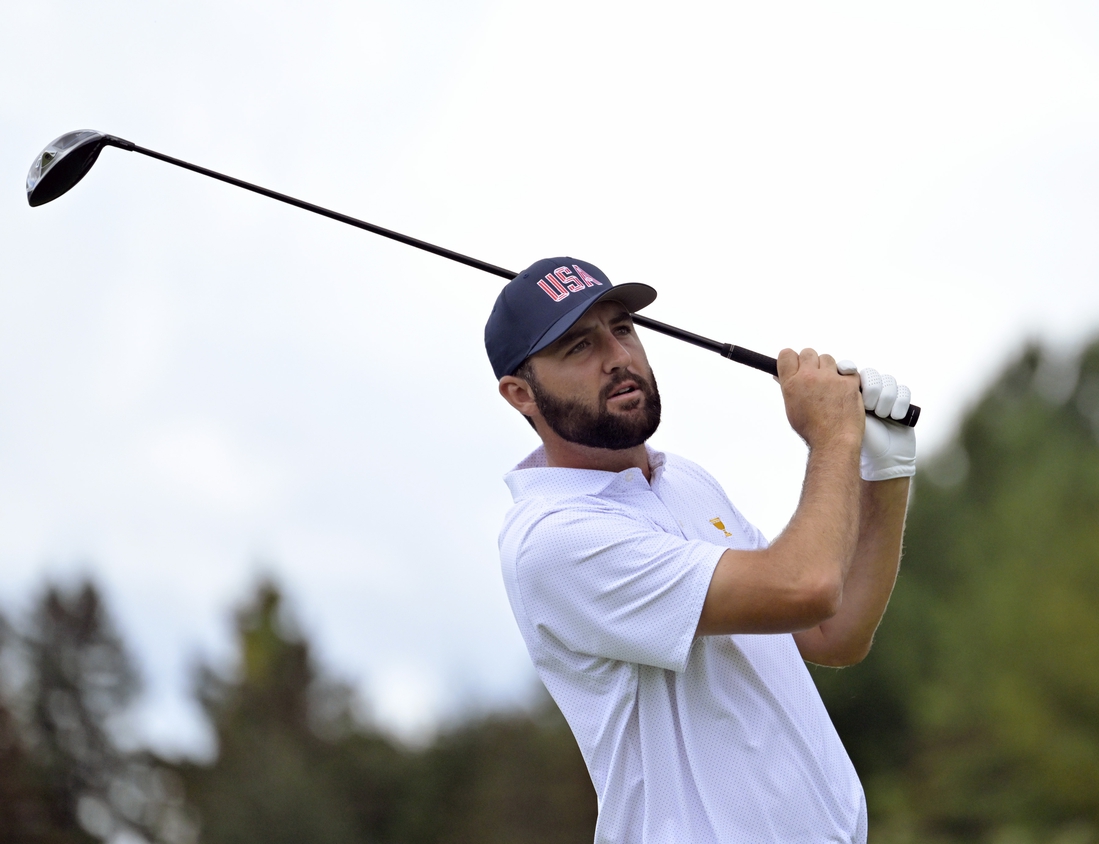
[0,582,190,843]
[0,578,595,844]
[2,336,1098,843]
[177,580,410,844]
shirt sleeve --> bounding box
[514,501,725,672]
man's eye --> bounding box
[567,340,589,355]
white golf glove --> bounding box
[837,360,916,482]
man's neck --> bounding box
[541,437,652,482]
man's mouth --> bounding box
[606,382,641,403]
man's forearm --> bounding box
[794,476,910,666]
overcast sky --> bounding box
[2,1,1098,754]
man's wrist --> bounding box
[810,431,863,460]
[808,437,863,481]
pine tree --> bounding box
[179,580,408,844]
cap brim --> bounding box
[528,282,658,359]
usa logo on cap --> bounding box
[535,263,604,302]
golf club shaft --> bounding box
[119,139,516,279]
[629,315,776,373]
[111,137,920,428]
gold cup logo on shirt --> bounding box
[709,517,732,537]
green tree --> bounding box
[179,579,597,844]
[406,695,597,844]
[179,580,409,844]
[0,580,187,843]
[0,607,84,844]
[814,338,1099,843]
[21,582,140,840]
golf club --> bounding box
[27,130,920,427]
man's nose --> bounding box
[603,332,633,372]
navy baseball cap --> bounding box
[485,257,657,380]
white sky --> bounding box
[2,1,1098,753]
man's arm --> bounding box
[695,356,914,659]
[793,368,917,665]
[792,476,909,666]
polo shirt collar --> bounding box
[505,445,667,502]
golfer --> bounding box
[485,258,915,843]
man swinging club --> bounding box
[486,257,915,843]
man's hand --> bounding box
[777,348,864,451]
[837,361,917,482]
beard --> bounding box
[528,368,662,450]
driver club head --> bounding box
[26,130,129,207]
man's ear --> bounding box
[499,375,538,417]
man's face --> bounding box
[524,301,661,450]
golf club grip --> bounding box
[722,344,778,376]
[722,345,920,428]
[631,314,920,428]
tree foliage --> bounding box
[407,700,596,844]
[177,579,595,844]
[0,577,596,843]
[0,582,189,843]
[177,580,410,844]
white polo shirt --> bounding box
[500,446,866,844]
